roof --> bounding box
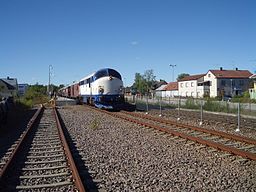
[1,77,18,88]
[209,70,252,79]
[179,74,205,82]
[0,79,16,90]
[164,82,178,91]
[250,74,256,79]
[155,84,167,91]
[152,80,167,90]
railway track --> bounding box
[88,106,256,161]
[0,106,85,191]
[157,108,256,130]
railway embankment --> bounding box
[58,105,256,191]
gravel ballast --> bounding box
[59,105,256,191]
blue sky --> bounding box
[0,0,255,86]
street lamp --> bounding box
[47,65,53,96]
[169,64,177,82]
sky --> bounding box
[0,0,255,86]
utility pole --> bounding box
[47,65,53,96]
[169,64,177,82]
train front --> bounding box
[93,68,125,110]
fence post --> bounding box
[226,101,229,113]
[236,102,240,132]
[146,94,149,114]
[177,96,181,121]
[199,99,203,126]
[135,95,137,111]
[159,97,162,117]
[249,100,251,114]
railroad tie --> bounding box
[19,172,70,179]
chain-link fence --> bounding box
[126,95,256,131]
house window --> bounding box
[180,83,183,88]
[191,82,194,87]
[208,74,211,77]
[221,80,226,86]
[186,82,189,87]
[230,80,235,86]
[239,80,244,86]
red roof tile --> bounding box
[164,82,178,91]
[209,70,252,79]
[179,74,205,82]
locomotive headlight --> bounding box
[98,86,104,94]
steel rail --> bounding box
[53,107,86,192]
[96,109,256,161]
[0,106,43,180]
[122,111,256,145]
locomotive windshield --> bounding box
[108,69,122,80]
[94,69,122,81]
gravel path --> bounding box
[59,105,256,191]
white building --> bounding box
[163,82,178,97]
[204,68,252,98]
[178,74,205,98]
[155,84,167,97]
[249,74,256,99]
[18,84,29,96]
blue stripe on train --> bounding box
[80,94,123,103]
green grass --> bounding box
[90,118,101,130]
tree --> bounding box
[143,69,156,91]
[58,84,65,89]
[177,73,190,81]
[133,70,156,95]
[133,73,146,94]
[20,84,48,107]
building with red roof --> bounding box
[178,74,206,97]
[175,67,252,98]
[204,67,252,98]
[163,82,178,97]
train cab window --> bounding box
[94,69,108,80]
[108,69,122,80]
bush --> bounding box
[18,84,49,108]
[203,99,227,113]
[184,98,199,109]
[15,99,33,109]
[231,91,250,103]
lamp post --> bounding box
[169,64,176,82]
[47,65,53,96]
